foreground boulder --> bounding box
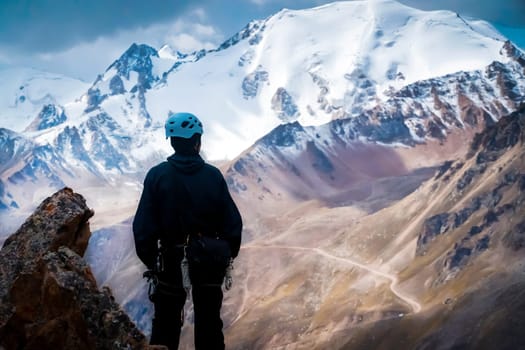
[0,188,151,349]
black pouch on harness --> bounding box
[186,235,231,268]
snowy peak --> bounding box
[0,68,88,132]
[88,43,161,104]
[143,0,514,161]
[0,128,33,173]
[107,43,159,82]
[25,104,67,132]
[227,53,525,201]
[158,45,186,60]
[501,40,525,63]
[260,122,306,148]
[84,43,171,122]
[255,0,507,89]
[217,20,266,51]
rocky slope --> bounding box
[220,105,525,349]
[0,188,152,350]
[225,40,525,219]
[330,104,525,350]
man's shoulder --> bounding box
[201,162,224,177]
[146,158,223,179]
[150,161,170,171]
[146,161,170,177]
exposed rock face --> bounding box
[0,188,151,350]
[25,104,68,132]
[271,87,300,122]
[242,65,269,99]
[468,103,525,158]
[416,106,525,282]
[332,96,525,350]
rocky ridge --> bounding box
[0,188,152,350]
[221,105,525,350]
[332,105,525,350]
[416,105,525,278]
[225,43,525,209]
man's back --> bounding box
[133,153,242,269]
[133,112,242,349]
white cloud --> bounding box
[191,7,208,21]
[32,36,130,81]
[0,8,224,82]
[153,16,222,53]
[164,33,217,52]
[193,23,217,37]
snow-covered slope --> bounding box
[49,0,515,160]
[224,38,525,207]
[144,0,511,158]
[0,67,89,132]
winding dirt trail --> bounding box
[233,244,421,323]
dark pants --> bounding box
[150,284,187,349]
[191,264,225,350]
[150,259,226,350]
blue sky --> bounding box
[0,0,524,82]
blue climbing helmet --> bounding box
[164,112,203,139]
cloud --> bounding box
[165,33,217,53]
[191,7,208,21]
[0,7,223,82]
[0,0,196,53]
[1,0,524,82]
[193,23,218,37]
[33,38,128,81]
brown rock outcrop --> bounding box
[0,188,152,349]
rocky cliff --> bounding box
[335,105,525,350]
[222,105,525,349]
[0,188,152,350]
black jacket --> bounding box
[133,153,243,270]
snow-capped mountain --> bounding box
[2,1,525,345]
[0,67,89,132]
[221,105,525,350]
[225,42,525,206]
[1,0,525,232]
[143,0,519,159]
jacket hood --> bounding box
[167,153,205,174]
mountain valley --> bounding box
[1,1,525,349]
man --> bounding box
[133,112,243,349]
